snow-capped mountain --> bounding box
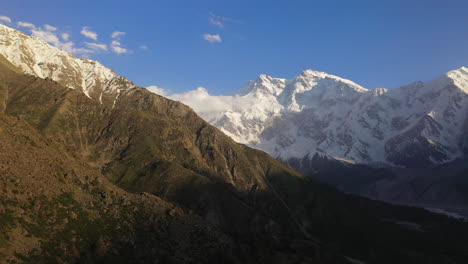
[1,23,467,168]
[0,24,135,105]
[196,66,468,167]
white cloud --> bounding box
[110,35,130,54]
[169,87,232,114]
[12,19,134,56]
[85,42,108,51]
[163,87,256,122]
[146,85,257,122]
[146,85,248,118]
[146,85,168,96]
[208,13,242,28]
[139,44,149,50]
[17,21,36,29]
[61,33,70,41]
[0,15,12,24]
[112,46,129,54]
[209,17,224,28]
[29,25,92,55]
[81,27,98,40]
[44,24,57,31]
[203,34,222,43]
[31,29,61,45]
[111,31,125,39]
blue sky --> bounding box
[1,0,468,94]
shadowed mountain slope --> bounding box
[1,55,468,263]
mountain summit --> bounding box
[195,66,468,167]
[0,24,134,104]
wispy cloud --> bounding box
[44,24,57,31]
[111,46,129,55]
[209,17,225,28]
[0,15,12,24]
[209,13,242,28]
[203,33,222,43]
[139,44,149,50]
[17,21,36,29]
[32,26,91,54]
[5,15,138,56]
[61,33,70,41]
[80,27,98,40]
[85,42,108,51]
[25,23,93,54]
[111,31,125,39]
[110,31,130,54]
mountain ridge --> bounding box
[186,65,468,167]
[4,22,466,168]
[0,24,134,105]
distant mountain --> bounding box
[188,66,468,168]
[168,52,468,216]
[2,23,468,263]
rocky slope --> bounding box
[0,108,237,264]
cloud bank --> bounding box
[145,86,255,121]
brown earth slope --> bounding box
[0,113,241,264]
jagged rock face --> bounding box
[198,67,468,168]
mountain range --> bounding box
[176,66,468,168]
[1,23,468,263]
[165,51,468,215]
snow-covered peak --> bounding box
[277,69,368,111]
[0,24,134,103]
[237,74,286,96]
[194,66,468,167]
[0,23,16,33]
[296,69,368,93]
[445,66,468,93]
